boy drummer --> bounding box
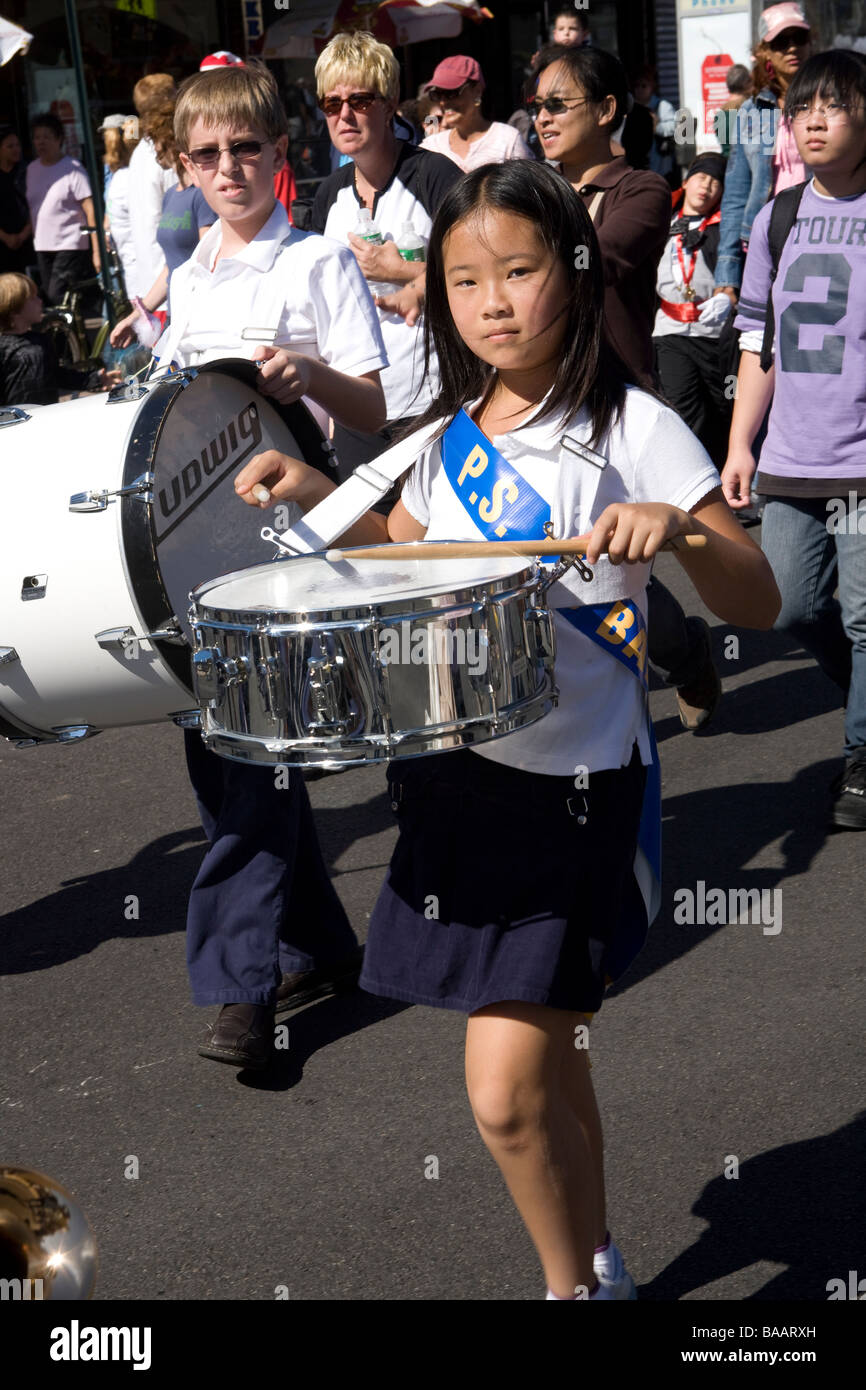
[155,62,389,1067]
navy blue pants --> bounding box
[184,731,358,1006]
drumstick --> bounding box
[324,535,707,562]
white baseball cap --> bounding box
[758,4,810,46]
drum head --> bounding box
[120,359,330,690]
[201,552,532,615]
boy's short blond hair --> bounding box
[315,31,400,107]
[174,62,287,151]
[0,272,37,331]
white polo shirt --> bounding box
[155,202,388,430]
[401,387,720,776]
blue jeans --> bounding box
[760,497,866,754]
[184,731,358,1006]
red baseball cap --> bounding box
[199,51,245,70]
[426,55,484,91]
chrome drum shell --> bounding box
[190,550,558,766]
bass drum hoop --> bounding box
[119,358,330,697]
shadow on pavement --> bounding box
[609,757,836,999]
[653,662,842,745]
[0,789,397,977]
[639,1112,865,1300]
[236,987,412,1092]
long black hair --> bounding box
[409,160,635,446]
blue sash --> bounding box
[441,409,662,925]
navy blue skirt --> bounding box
[359,744,648,1016]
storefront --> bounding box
[0,0,245,151]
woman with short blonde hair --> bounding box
[315,30,400,107]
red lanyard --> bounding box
[675,211,720,299]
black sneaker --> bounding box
[831,751,866,829]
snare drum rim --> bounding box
[118,359,331,696]
[190,549,543,629]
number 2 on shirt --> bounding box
[778,252,852,374]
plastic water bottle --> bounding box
[355,207,396,297]
[397,221,426,264]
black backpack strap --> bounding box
[760,180,809,372]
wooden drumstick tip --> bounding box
[252,484,271,503]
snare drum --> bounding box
[0,359,330,745]
[190,548,558,767]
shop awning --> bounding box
[0,14,32,66]
[262,1,491,58]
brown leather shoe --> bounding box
[275,946,364,1014]
[198,1002,276,1069]
[675,619,721,731]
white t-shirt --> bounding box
[127,139,175,295]
[155,202,388,433]
[401,387,720,775]
[104,166,136,294]
[420,121,534,173]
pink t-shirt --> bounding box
[420,121,533,173]
[772,119,807,195]
[26,155,92,252]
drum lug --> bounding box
[192,648,250,706]
[306,652,348,735]
[0,407,31,428]
[256,655,288,721]
[0,646,20,665]
[69,472,155,512]
[469,598,499,696]
[21,574,47,601]
[523,607,556,670]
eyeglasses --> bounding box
[525,95,590,119]
[427,82,472,105]
[788,101,852,122]
[318,91,379,117]
[186,139,268,168]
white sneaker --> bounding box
[593,1239,637,1300]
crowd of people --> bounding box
[1,0,864,1302]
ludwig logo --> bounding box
[155,401,263,539]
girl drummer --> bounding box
[236,161,780,1301]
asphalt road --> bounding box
[1,547,863,1302]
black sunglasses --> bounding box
[318,91,380,117]
[525,95,590,119]
[186,139,267,168]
